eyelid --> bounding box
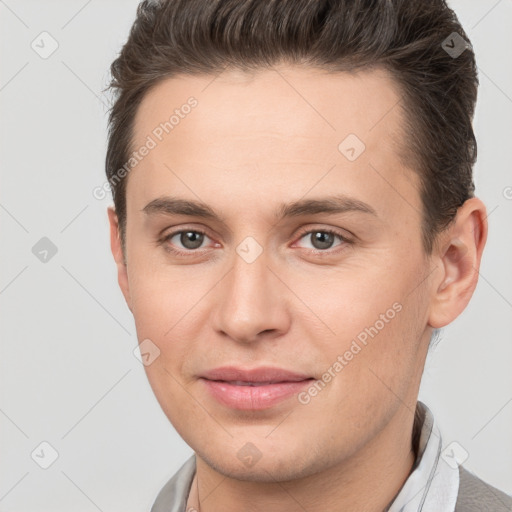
[288,230,349,257]
[159,224,354,256]
[292,225,353,245]
[159,226,218,253]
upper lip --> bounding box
[200,366,313,383]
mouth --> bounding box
[222,380,297,386]
[199,366,315,410]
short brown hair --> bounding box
[106,0,478,254]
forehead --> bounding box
[133,65,405,145]
[128,65,419,222]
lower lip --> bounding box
[201,378,313,410]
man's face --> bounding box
[116,66,435,481]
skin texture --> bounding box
[108,65,487,511]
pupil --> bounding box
[312,231,333,250]
[181,231,203,249]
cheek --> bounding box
[126,257,214,375]
[291,259,426,390]
[127,255,197,330]
[290,262,406,336]
[126,262,204,423]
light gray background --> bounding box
[1,1,511,510]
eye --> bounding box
[294,229,348,251]
[162,229,214,253]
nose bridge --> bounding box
[212,239,289,342]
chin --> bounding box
[195,441,329,483]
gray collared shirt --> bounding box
[151,401,512,512]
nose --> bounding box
[211,245,291,344]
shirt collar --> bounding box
[387,400,459,512]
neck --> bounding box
[187,403,419,512]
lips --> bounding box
[200,366,314,410]
[227,381,283,386]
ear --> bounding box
[428,197,488,328]
[107,206,132,311]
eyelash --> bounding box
[159,227,352,257]
[293,227,351,255]
[159,228,211,257]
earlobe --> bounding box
[107,207,132,310]
[428,198,488,328]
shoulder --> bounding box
[455,465,512,512]
[151,455,196,512]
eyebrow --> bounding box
[142,194,377,221]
